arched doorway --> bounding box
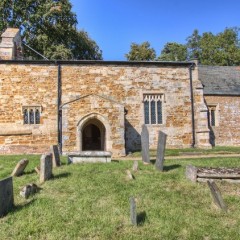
[82,119,105,151]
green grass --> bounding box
[1,155,240,239]
[129,146,240,157]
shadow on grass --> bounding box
[24,169,36,175]
[10,199,36,214]
[137,211,147,226]
[163,164,181,171]
[53,172,71,179]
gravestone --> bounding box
[130,197,137,225]
[11,159,29,177]
[50,145,61,167]
[186,165,197,182]
[40,153,53,183]
[132,160,139,172]
[207,180,227,211]
[0,177,14,217]
[20,183,41,199]
[126,170,134,180]
[155,131,167,171]
[141,125,150,164]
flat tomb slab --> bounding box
[68,151,112,164]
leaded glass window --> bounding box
[143,94,163,125]
[22,106,41,124]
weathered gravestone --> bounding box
[130,197,137,226]
[126,170,134,180]
[155,131,167,171]
[11,159,29,177]
[50,145,61,167]
[207,180,227,212]
[186,165,197,182]
[141,125,150,164]
[40,153,53,183]
[0,177,14,217]
[132,160,139,172]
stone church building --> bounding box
[0,28,239,157]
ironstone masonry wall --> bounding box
[0,62,205,156]
[60,64,199,155]
[0,63,58,154]
[205,95,240,146]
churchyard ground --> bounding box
[0,152,240,239]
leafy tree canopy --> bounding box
[125,27,240,65]
[158,42,187,61]
[0,0,102,60]
[125,41,156,61]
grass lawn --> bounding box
[129,146,240,157]
[0,155,240,239]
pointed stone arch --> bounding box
[77,113,112,152]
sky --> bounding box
[70,0,240,61]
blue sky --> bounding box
[70,0,240,60]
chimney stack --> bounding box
[0,28,23,60]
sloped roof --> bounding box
[198,65,240,96]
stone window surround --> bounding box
[22,105,42,125]
[207,104,219,127]
[142,93,165,125]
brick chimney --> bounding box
[0,28,23,60]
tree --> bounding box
[200,28,240,65]
[125,41,156,61]
[0,0,102,60]
[158,42,187,61]
[186,29,201,60]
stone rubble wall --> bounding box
[61,64,196,154]
[0,62,211,156]
[0,64,58,154]
[204,95,240,146]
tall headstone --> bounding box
[11,159,29,177]
[155,131,167,171]
[0,177,14,217]
[130,197,137,226]
[40,153,53,183]
[50,145,61,167]
[141,125,150,164]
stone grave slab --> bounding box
[155,131,167,171]
[11,159,29,177]
[40,153,53,183]
[0,177,14,217]
[141,125,150,164]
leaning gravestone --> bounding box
[11,159,29,177]
[40,153,53,183]
[141,125,150,164]
[130,197,137,226]
[155,131,167,171]
[0,177,14,217]
[207,180,227,212]
[50,145,61,167]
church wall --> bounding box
[0,64,58,154]
[204,95,240,146]
[61,64,194,154]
